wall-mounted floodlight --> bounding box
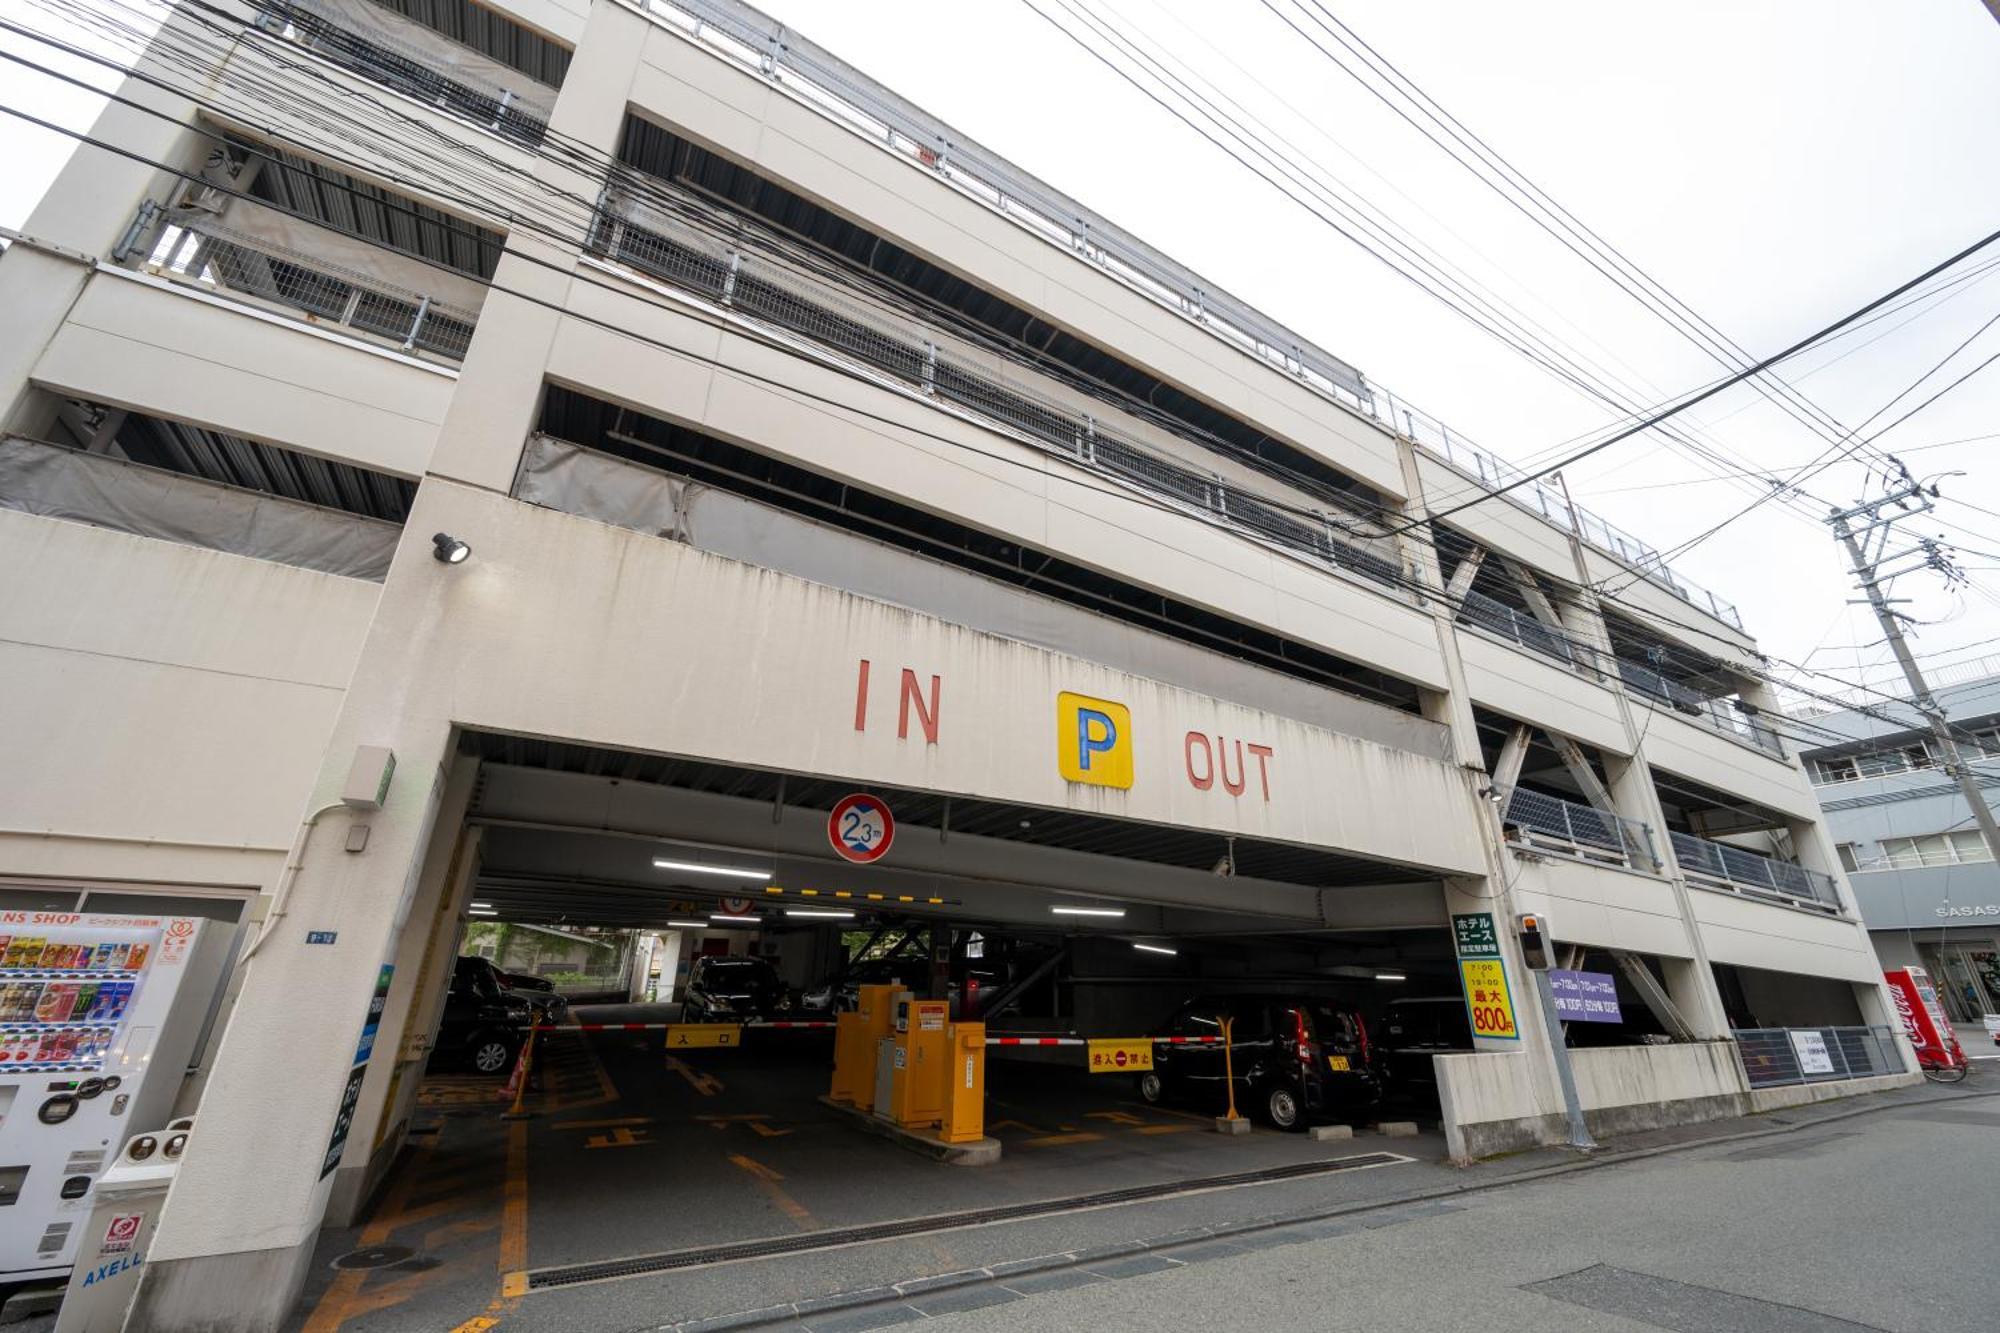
[431,532,471,564]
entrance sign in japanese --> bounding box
[1549,969,1622,1024]
[668,1024,741,1049]
[1086,1039,1153,1073]
[827,793,895,864]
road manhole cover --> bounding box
[333,1245,415,1270]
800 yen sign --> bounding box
[1459,959,1519,1040]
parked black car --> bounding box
[500,969,569,1024]
[683,955,793,1022]
[1374,996,1474,1105]
[1139,994,1379,1130]
[433,956,535,1074]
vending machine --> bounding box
[0,911,233,1283]
[1883,966,1966,1071]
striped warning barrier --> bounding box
[984,1035,1225,1046]
[532,1020,837,1032]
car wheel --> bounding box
[471,1034,517,1075]
[1137,1071,1165,1104]
[1266,1086,1302,1130]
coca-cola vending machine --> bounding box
[1883,967,1965,1071]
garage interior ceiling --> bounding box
[459,733,1447,934]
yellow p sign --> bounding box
[1057,692,1134,789]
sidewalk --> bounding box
[645,1066,1994,1333]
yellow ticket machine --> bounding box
[882,997,950,1129]
[829,983,902,1109]
[940,1022,985,1143]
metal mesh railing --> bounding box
[1458,587,1585,672]
[636,0,1745,636]
[588,191,1413,601]
[145,221,479,360]
[249,0,556,146]
[1668,832,1841,913]
[1618,658,1784,757]
[1732,1026,1906,1087]
[1500,787,1656,870]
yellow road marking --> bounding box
[728,1153,813,1229]
[584,1127,652,1149]
[1086,1111,1149,1126]
[299,1147,432,1333]
[553,1111,651,1130]
[1135,1124,1200,1136]
[664,1055,724,1097]
[423,1215,499,1251]
[747,1121,795,1139]
[1022,1132,1103,1147]
[986,1118,1048,1134]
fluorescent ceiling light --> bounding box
[665,920,708,928]
[1374,972,1407,982]
[709,914,762,924]
[1051,906,1125,918]
[469,902,491,909]
[1132,942,1177,956]
[653,859,771,880]
[467,909,498,917]
[786,908,855,919]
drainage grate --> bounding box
[524,1151,1408,1291]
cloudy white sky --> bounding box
[5,0,1999,700]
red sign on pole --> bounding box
[1884,967,1965,1071]
[827,793,895,864]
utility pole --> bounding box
[1826,466,2000,866]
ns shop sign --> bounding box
[851,660,1276,801]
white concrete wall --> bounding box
[31,270,452,479]
[1692,888,1886,984]
[1641,713,1823,824]
[543,304,1450,690]
[1456,632,1629,755]
[0,509,378,858]
[377,479,1487,872]
[1508,855,1693,959]
[621,6,1410,502]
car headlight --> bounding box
[775,994,792,1011]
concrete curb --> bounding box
[648,1080,1997,1332]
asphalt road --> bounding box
[908,1091,2000,1333]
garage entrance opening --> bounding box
[293,732,1466,1327]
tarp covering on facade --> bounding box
[0,437,399,580]
[187,198,489,317]
[514,435,1453,758]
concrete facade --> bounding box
[0,0,1915,1326]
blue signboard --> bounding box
[1549,969,1622,1024]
